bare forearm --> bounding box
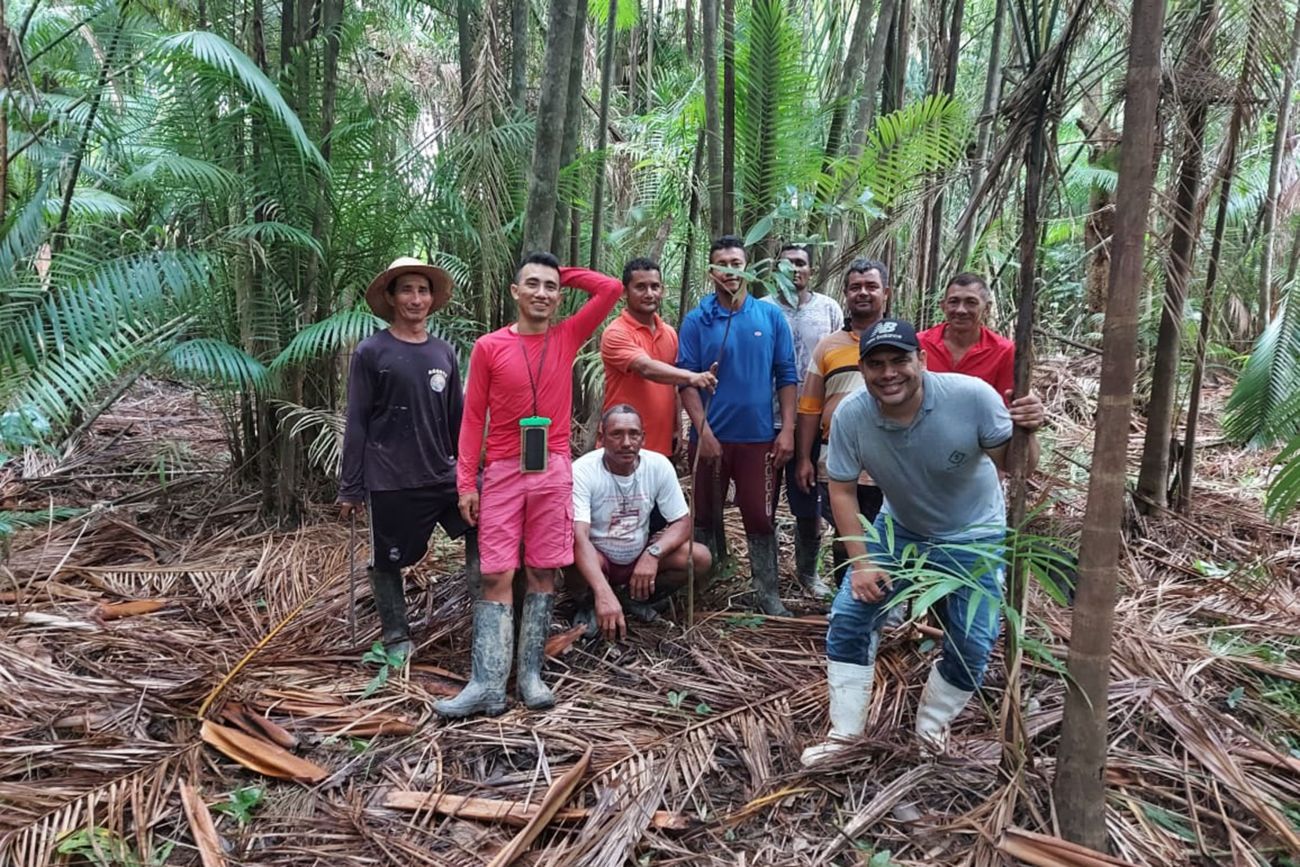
[632,356,697,386]
[681,387,707,432]
[574,537,615,597]
[657,516,693,555]
[777,384,796,429]
[795,413,820,464]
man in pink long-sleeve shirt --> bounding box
[435,251,622,719]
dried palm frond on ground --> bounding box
[1,369,1298,866]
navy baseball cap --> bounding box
[859,318,920,357]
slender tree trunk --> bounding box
[589,0,619,269]
[922,0,963,315]
[280,0,295,70]
[54,1,129,252]
[1136,0,1215,512]
[721,0,736,233]
[1054,0,1167,848]
[645,0,653,109]
[956,0,1005,267]
[680,128,706,325]
[0,0,9,225]
[522,0,579,255]
[630,12,640,110]
[702,0,723,235]
[822,0,875,170]
[1081,85,1118,314]
[1179,55,1248,514]
[458,0,477,109]
[685,0,695,59]
[881,0,909,117]
[510,0,528,110]
[1258,2,1300,333]
[554,0,590,257]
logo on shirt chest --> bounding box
[428,368,449,393]
[948,450,968,467]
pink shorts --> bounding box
[478,453,574,574]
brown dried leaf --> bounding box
[179,779,227,867]
[97,599,167,620]
[199,720,327,784]
[544,624,587,658]
[487,746,592,867]
[383,791,688,830]
[219,703,297,750]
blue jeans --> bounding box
[825,515,1005,692]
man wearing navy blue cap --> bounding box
[801,318,1045,765]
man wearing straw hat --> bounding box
[437,253,623,719]
[339,257,477,662]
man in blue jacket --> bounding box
[678,235,799,616]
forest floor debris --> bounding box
[1,370,1298,866]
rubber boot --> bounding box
[915,664,975,757]
[795,517,833,599]
[747,534,792,617]
[463,529,482,601]
[368,567,412,660]
[433,601,512,718]
[800,660,876,766]
[515,592,557,709]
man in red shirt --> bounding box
[918,273,1015,402]
[600,258,717,457]
[436,252,622,719]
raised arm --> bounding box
[558,266,623,339]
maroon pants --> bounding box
[690,440,775,536]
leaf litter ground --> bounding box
[1,367,1298,866]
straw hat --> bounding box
[364,257,453,320]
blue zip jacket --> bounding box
[677,293,798,443]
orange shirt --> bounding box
[600,310,680,456]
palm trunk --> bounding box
[1178,53,1248,514]
[721,0,736,234]
[922,0,963,313]
[457,0,477,110]
[1135,0,1215,513]
[702,0,723,235]
[680,128,706,325]
[510,0,528,110]
[822,0,876,170]
[589,0,619,269]
[522,0,579,255]
[1257,2,1300,333]
[554,0,590,257]
[685,0,695,59]
[956,0,1005,267]
[0,0,9,225]
[1053,0,1167,848]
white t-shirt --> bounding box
[571,449,690,564]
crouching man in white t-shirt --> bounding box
[568,404,712,640]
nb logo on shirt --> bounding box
[948,450,967,467]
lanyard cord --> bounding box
[517,328,551,417]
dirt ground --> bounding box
[1,368,1299,866]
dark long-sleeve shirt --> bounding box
[339,329,463,502]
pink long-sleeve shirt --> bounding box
[457,267,622,493]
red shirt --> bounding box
[918,323,1015,403]
[458,267,622,493]
[600,310,679,456]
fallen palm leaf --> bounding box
[486,746,592,867]
[218,703,297,750]
[199,721,326,784]
[383,791,688,829]
[179,779,226,867]
[998,827,1140,866]
[545,623,587,658]
[96,599,168,620]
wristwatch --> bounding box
[646,543,663,559]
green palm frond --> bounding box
[270,308,385,371]
[274,402,344,478]
[223,222,324,257]
[152,31,326,169]
[1223,281,1300,443]
[0,177,55,280]
[853,93,972,211]
[43,188,134,222]
[164,338,271,393]
[1264,428,1300,520]
[121,148,243,195]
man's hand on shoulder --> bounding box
[1005,390,1045,432]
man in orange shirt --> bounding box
[601,258,718,457]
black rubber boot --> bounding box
[433,601,513,718]
[516,592,557,709]
[747,534,792,617]
[795,517,833,599]
[368,567,412,660]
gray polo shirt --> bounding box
[826,371,1012,540]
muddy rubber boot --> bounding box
[795,517,833,599]
[747,534,792,617]
[515,592,557,709]
[915,664,974,757]
[800,660,876,766]
[434,601,513,718]
[463,529,482,601]
[369,567,412,660]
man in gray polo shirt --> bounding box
[801,319,1044,765]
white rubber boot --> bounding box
[800,660,875,766]
[915,665,974,757]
